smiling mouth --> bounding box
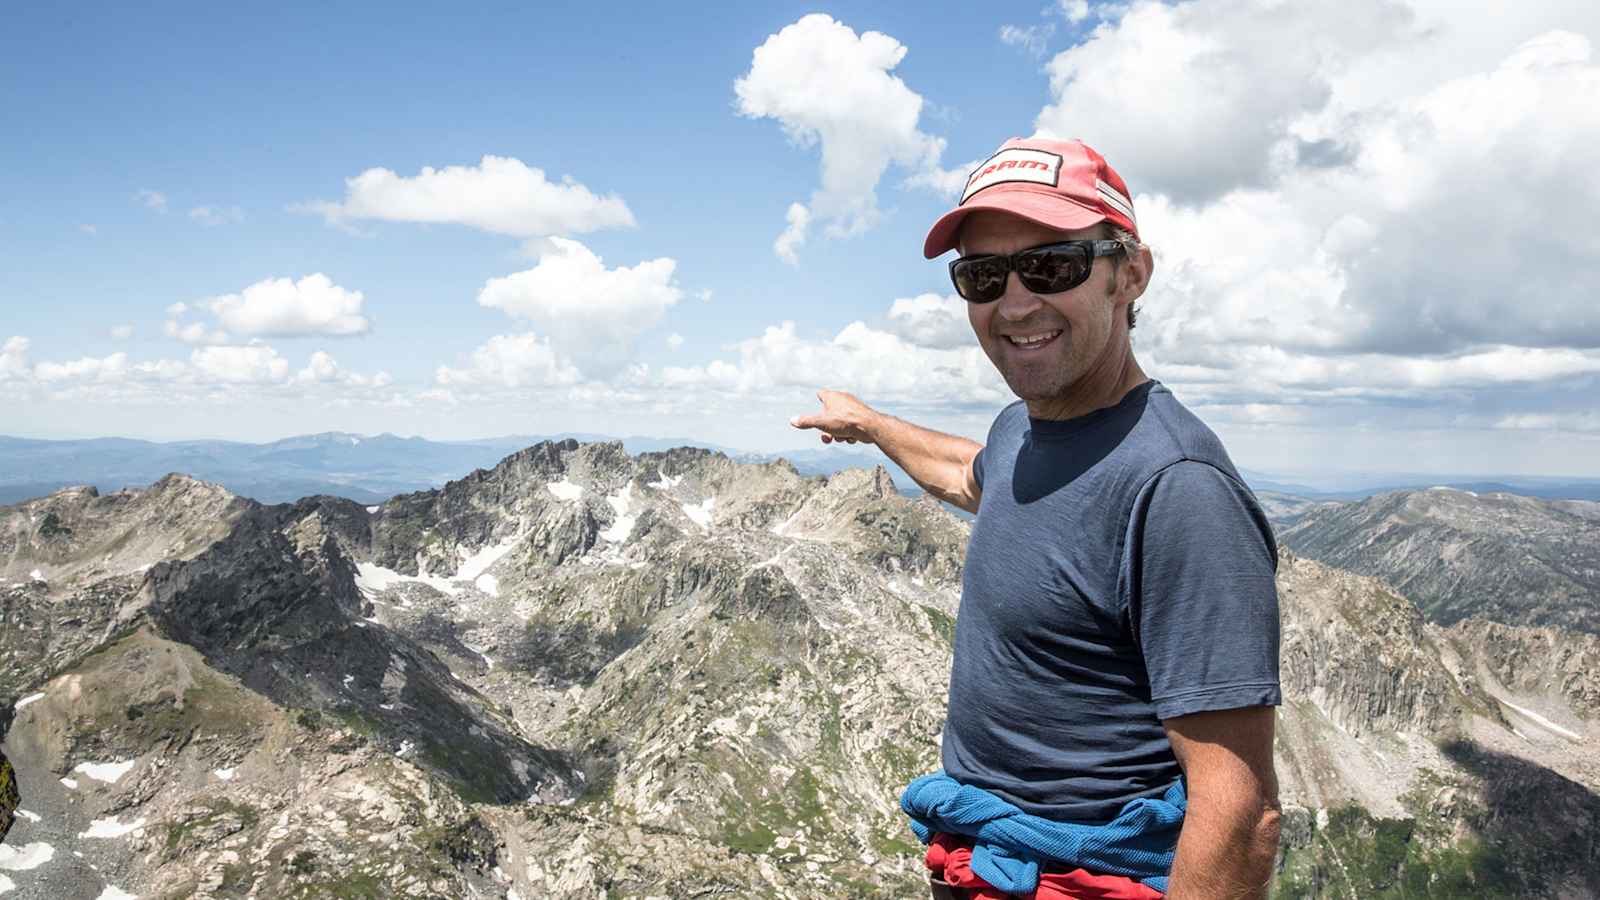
[1004,329,1063,350]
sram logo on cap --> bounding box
[961,148,1062,204]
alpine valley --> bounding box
[1,441,1595,898]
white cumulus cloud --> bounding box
[293,350,393,387]
[435,332,582,389]
[660,320,1009,410]
[1,336,31,380]
[301,155,635,239]
[189,345,291,384]
[1009,1,1600,428]
[35,353,129,383]
[476,237,681,372]
[884,293,974,350]
[164,319,231,345]
[1128,28,1600,378]
[1036,0,1413,204]
[0,332,395,405]
[205,274,371,338]
[735,14,964,263]
[773,202,811,267]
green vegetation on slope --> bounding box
[1274,803,1524,898]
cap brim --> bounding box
[922,190,1107,259]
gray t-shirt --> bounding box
[941,379,1280,823]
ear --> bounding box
[1122,245,1154,301]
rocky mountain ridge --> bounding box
[1272,486,1600,634]
[1,440,1595,898]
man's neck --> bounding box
[1024,347,1149,422]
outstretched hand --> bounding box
[790,389,879,445]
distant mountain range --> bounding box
[3,432,1596,508]
[0,432,922,507]
[1269,486,1600,635]
[1241,467,1600,502]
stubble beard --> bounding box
[994,328,1078,406]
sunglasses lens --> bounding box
[953,258,1008,302]
[1016,246,1091,293]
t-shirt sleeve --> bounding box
[972,401,1021,494]
[1126,460,1281,721]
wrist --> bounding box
[859,408,890,443]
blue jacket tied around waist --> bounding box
[900,772,1185,895]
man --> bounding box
[791,137,1282,899]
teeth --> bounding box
[1008,331,1060,346]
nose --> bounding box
[994,272,1044,321]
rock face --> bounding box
[1446,619,1600,720]
[1273,487,1600,633]
[0,476,246,697]
[1,442,1596,898]
[1257,543,1599,897]
[1279,550,1479,741]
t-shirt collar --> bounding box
[1027,379,1157,440]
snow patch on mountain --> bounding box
[455,538,520,584]
[80,816,148,839]
[356,561,460,598]
[0,841,55,871]
[547,479,582,501]
[73,759,136,783]
[599,483,637,542]
[682,497,715,530]
[1500,697,1584,741]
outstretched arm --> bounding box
[790,389,983,514]
[1162,706,1282,899]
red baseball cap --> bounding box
[922,137,1139,259]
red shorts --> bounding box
[925,833,1165,900]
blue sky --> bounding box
[4,1,1599,477]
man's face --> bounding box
[958,211,1127,408]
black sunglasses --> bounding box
[949,239,1125,303]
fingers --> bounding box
[795,388,853,431]
[794,389,860,441]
